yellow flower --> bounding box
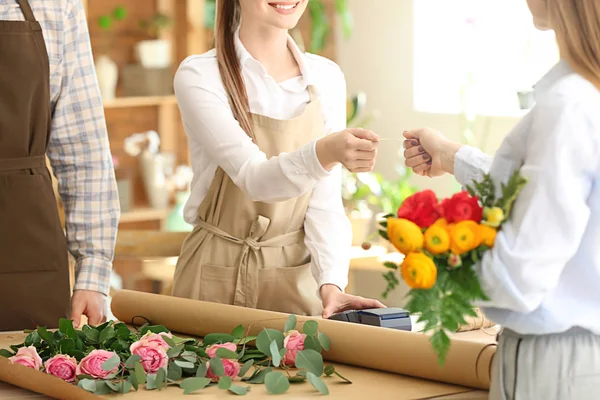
[449,221,481,255]
[483,207,504,228]
[387,218,424,255]
[424,225,450,255]
[401,252,437,289]
[478,224,497,247]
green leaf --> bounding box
[284,315,297,332]
[229,384,250,395]
[106,380,121,392]
[0,349,13,358]
[140,325,170,336]
[235,336,258,345]
[430,329,451,366]
[302,320,318,336]
[317,332,331,351]
[129,374,139,391]
[295,349,324,376]
[216,347,238,359]
[93,380,113,395]
[59,318,77,340]
[163,335,177,348]
[379,229,389,241]
[334,370,352,383]
[98,326,116,343]
[82,326,99,343]
[383,262,398,270]
[58,338,75,354]
[246,367,272,384]
[265,371,290,395]
[210,356,224,376]
[115,323,131,339]
[232,325,245,339]
[102,354,120,372]
[125,354,141,369]
[168,361,183,381]
[156,368,166,390]
[307,372,329,395]
[256,329,284,357]
[218,375,232,390]
[78,379,97,392]
[37,327,54,345]
[135,362,146,386]
[270,340,281,367]
[121,380,132,394]
[238,359,254,378]
[288,375,306,383]
[167,344,184,358]
[145,373,157,390]
[196,362,208,377]
[305,335,322,353]
[174,360,195,369]
[324,365,335,376]
[180,377,211,394]
[203,333,235,346]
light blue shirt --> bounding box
[454,60,600,335]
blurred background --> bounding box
[74,0,559,308]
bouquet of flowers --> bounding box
[0,316,349,396]
[378,172,527,364]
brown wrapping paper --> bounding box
[0,356,96,400]
[111,290,496,391]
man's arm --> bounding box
[47,0,119,301]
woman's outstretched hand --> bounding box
[316,128,379,173]
[320,284,386,319]
[403,128,462,177]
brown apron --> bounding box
[172,86,324,316]
[0,0,71,331]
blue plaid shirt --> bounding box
[0,0,119,295]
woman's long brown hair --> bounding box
[215,0,255,139]
[549,0,600,90]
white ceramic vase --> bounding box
[136,39,171,69]
[140,152,174,210]
[95,55,118,101]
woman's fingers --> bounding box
[405,153,431,168]
[403,139,420,150]
[403,145,425,159]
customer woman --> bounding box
[172,0,384,318]
[404,0,600,398]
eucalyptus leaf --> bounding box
[129,373,139,391]
[302,320,318,336]
[174,360,195,369]
[216,348,238,359]
[324,364,335,376]
[317,332,331,351]
[121,380,132,394]
[255,329,284,357]
[78,379,97,392]
[238,359,254,378]
[265,371,290,395]
[167,344,184,358]
[288,375,306,383]
[235,335,258,345]
[284,315,297,332]
[229,384,250,395]
[125,354,141,369]
[101,354,120,372]
[168,361,183,381]
[196,362,208,377]
[246,367,271,384]
[307,372,329,395]
[303,336,321,352]
[156,368,166,390]
[218,375,232,390]
[58,318,77,340]
[93,380,113,395]
[163,335,177,348]
[106,380,121,392]
[180,377,211,394]
[295,349,323,376]
[210,356,224,376]
[203,333,234,346]
[135,362,146,386]
[145,373,157,390]
[270,340,281,367]
[232,325,245,339]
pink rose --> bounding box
[130,342,168,374]
[283,330,306,366]
[137,332,172,351]
[44,354,78,382]
[9,346,43,370]
[206,342,237,358]
[206,358,241,382]
[76,350,120,379]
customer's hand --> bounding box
[70,290,107,328]
[403,128,462,177]
[316,128,379,173]
[320,284,386,319]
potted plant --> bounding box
[136,13,173,69]
[95,5,127,100]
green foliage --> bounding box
[139,13,172,37]
[97,6,127,30]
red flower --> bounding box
[397,190,441,228]
[441,191,483,223]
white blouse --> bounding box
[455,60,600,335]
[173,30,351,292]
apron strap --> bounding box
[16,0,37,23]
[0,155,46,171]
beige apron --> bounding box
[172,86,324,316]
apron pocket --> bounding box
[0,174,62,273]
[199,264,238,304]
[257,262,317,314]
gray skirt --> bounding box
[490,327,600,399]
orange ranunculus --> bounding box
[449,220,481,255]
[424,225,450,255]
[387,218,424,255]
[401,252,437,289]
[478,224,497,247]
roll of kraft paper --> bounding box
[111,290,496,390]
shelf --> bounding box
[119,208,170,223]
[103,96,177,109]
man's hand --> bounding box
[70,290,107,328]
[320,284,386,319]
